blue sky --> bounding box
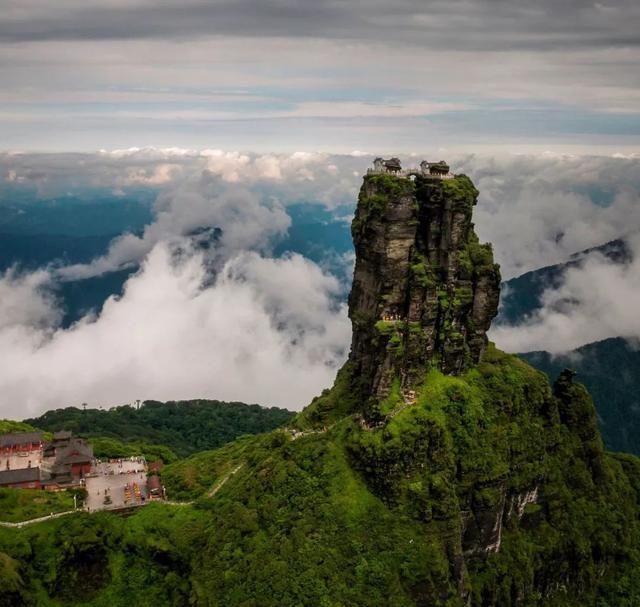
[1,0,639,153]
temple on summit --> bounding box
[369,157,453,179]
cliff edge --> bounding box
[349,173,500,416]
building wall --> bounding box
[0,480,41,489]
[71,462,92,477]
[1,442,42,454]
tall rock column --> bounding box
[348,172,500,409]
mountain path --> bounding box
[207,463,244,497]
[0,510,76,528]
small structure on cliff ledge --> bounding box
[427,160,450,176]
[369,157,454,179]
[348,168,501,409]
[373,157,402,174]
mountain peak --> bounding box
[348,171,501,414]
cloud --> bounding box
[0,2,639,151]
[0,160,354,418]
[0,242,350,418]
[3,149,640,415]
[0,149,363,206]
[4,149,640,279]
[0,268,59,331]
[58,172,292,279]
[490,234,640,353]
[458,153,640,277]
[1,0,638,53]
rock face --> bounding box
[348,173,500,408]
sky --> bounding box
[1,0,640,152]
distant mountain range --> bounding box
[497,237,632,325]
[521,337,640,454]
[498,238,640,455]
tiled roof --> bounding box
[0,432,43,448]
[0,467,40,485]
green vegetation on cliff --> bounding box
[351,173,416,235]
[441,174,479,208]
[3,348,640,606]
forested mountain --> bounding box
[26,400,294,458]
[494,238,640,455]
[521,337,640,455]
[497,237,631,325]
[4,171,640,606]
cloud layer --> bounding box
[457,153,640,277]
[58,171,291,280]
[490,234,640,354]
[0,243,350,419]
[6,149,640,277]
[2,150,640,417]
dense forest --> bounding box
[26,400,294,458]
[521,337,640,455]
[3,348,640,606]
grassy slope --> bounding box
[0,490,76,523]
[2,348,640,606]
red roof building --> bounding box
[0,432,43,455]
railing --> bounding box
[0,510,76,528]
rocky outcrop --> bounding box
[348,172,500,408]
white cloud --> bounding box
[4,149,640,279]
[458,154,640,277]
[3,148,640,418]
[490,234,640,353]
[124,162,183,185]
[0,268,59,331]
[57,173,292,280]
[0,243,350,418]
[0,161,354,418]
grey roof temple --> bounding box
[368,157,453,179]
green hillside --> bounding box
[521,337,640,455]
[0,420,38,435]
[3,172,640,606]
[3,347,640,605]
[25,400,294,458]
